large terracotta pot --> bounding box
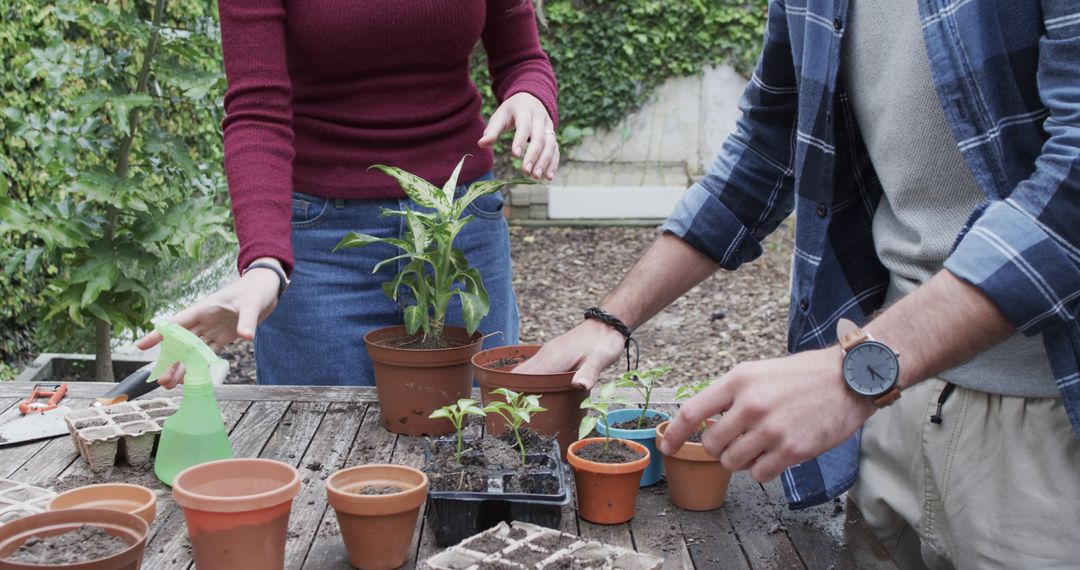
[326,464,428,570]
[172,458,300,570]
[656,419,732,511]
[566,438,649,525]
[473,345,586,458]
[48,484,157,526]
[0,508,149,570]
[366,325,484,436]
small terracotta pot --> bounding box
[656,420,732,511]
[48,484,157,527]
[0,508,149,570]
[326,464,428,570]
[366,325,484,436]
[566,438,650,525]
[473,345,587,458]
[172,458,300,570]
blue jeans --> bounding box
[254,173,519,386]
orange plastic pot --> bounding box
[0,508,148,570]
[473,345,586,458]
[656,420,732,511]
[325,465,428,570]
[365,325,484,436]
[566,438,649,525]
[48,484,157,526]
[172,458,300,570]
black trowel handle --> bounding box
[95,363,160,406]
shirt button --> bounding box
[834,18,843,32]
[800,298,810,311]
[816,203,828,218]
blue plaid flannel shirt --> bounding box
[662,0,1080,509]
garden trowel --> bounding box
[0,363,161,446]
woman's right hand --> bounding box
[136,262,282,388]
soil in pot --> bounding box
[609,415,666,430]
[425,430,557,494]
[376,333,476,351]
[573,440,646,464]
[3,525,126,565]
[688,426,705,443]
[354,485,404,495]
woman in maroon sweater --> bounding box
[142,0,559,386]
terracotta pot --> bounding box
[48,484,157,526]
[595,408,671,487]
[566,438,650,525]
[325,464,428,570]
[172,458,300,570]
[0,508,148,570]
[473,345,586,458]
[366,325,484,436]
[656,420,732,511]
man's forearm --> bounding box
[600,233,720,329]
[866,269,1015,389]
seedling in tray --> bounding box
[429,399,486,464]
[482,388,546,465]
[614,365,671,428]
[578,381,631,455]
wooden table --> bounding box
[0,383,896,569]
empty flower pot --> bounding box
[0,508,149,570]
[595,408,671,487]
[172,458,300,570]
[365,325,484,436]
[326,464,428,570]
[473,345,587,459]
[656,419,732,511]
[47,484,157,527]
[566,438,650,525]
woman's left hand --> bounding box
[479,92,559,181]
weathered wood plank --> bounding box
[679,505,753,570]
[3,398,94,484]
[630,483,695,569]
[389,435,429,570]
[721,472,806,569]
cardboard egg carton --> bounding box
[0,479,56,526]
[63,399,178,472]
[424,522,662,570]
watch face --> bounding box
[842,341,899,397]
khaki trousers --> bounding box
[850,378,1080,569]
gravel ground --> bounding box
[221,223,794,388]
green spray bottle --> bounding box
[147,320,234,486]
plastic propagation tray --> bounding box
[424,521,662,570]
[425,437,571,547]
[0,479,56,526]
[63,399,178,472]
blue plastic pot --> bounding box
[595,408,671,487]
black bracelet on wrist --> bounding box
[243,261,289,299]
[584,307,639,372]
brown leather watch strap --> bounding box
[872,387,902,408]
[836,318,868,351]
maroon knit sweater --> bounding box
[219,0,559,274]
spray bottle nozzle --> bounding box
[147,321,227,387]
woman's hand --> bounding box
[136,261,281,388]
[478,92,560,181]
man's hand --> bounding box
[513,319,626,390]
[659,348,875,483]
[478,92,559,181]
[136,262,281,388]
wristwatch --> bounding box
[836,318,901,407]
[243,259,290,299]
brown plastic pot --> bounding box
[47,484,157,527]
[473,345,586,458]
[656,420,732,511]
[172,458,300,570]
[0,508,148,570]
[326,464,428,570]
[566,438,650,525]
[365,325,484,436]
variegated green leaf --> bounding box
[370,164,449,215]
[453,178,537,219]
[334,232,386,252]
[442,155,468,205]
[403,305,425,335]
[405,209,429,252]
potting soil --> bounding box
[575,441,645,464]
[426,433,558,493]
[609,415,665,430]
[354,485,404,495]
[688,427,705,443]
[4,524,127,565]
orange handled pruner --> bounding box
[17,383,69,414]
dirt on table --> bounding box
[574,440,645,464]
[355,484,404,495]
[609,415,665,430]
[4,525,128,565]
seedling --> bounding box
[334,157,534,344]
[482,388,546,465]
[429,399,486,464]
[673,379,713,432]
[578,381,632,454]
[614,366,671,428]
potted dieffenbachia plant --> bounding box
[334,156,533,436]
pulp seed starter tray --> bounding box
[64,398,178,472]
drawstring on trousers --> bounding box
[929,382,957,425]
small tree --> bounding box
[334,157,533,344]
[614,365,671,428]
[0,0,230,381]
[482,388,546,465]
[429,398,486,464]
[578,380,632,454]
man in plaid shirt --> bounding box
[521,1,1079,567]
